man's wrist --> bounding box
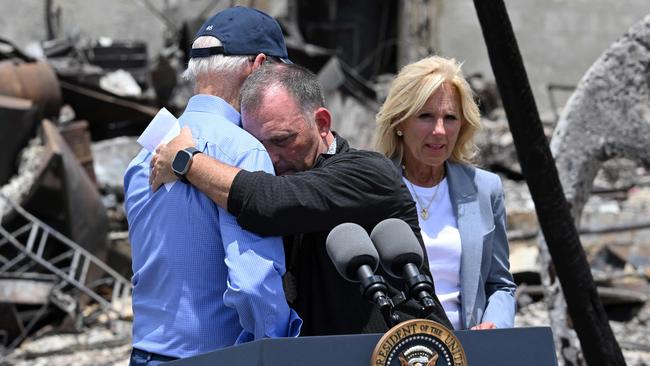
[172,147,201,183]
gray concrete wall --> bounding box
[1,0,168,56]
[2,0,648,114]
[435,0,650,113]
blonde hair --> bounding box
[375,56,481,165]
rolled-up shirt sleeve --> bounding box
[220,147,301,342]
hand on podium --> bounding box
[470,321,496,330]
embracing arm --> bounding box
[184,154,239,209]
[481,178,517,328]
[227,151,406,236]
[152,130,408,237]
[150,126,239,209]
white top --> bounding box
[403,177,462,330]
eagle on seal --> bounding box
[398,345,439,366]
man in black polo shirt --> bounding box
[150,63,452,335]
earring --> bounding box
[396,130,403,137]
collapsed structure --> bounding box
[0,2,648,365]
[0,55,134,355]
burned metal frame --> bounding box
[0,118,124,354]
[0,194,131,312]
[0,192,131,355]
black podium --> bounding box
[166,326,557,365]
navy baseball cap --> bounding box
[190,6,290,63]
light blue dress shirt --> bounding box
[124,95,301,359]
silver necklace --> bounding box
[405,175,441,220]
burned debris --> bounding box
[0,2,649,366]
[0,31,142,360]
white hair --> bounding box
[182,36,250,82]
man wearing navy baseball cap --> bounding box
[124,6,300,365]
[150,28,453,343]
[189,6,291,63]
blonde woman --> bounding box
[376,56,516,330]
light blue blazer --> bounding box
[445,162,516,329]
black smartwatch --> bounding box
[172,147,201,183]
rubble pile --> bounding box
[517,300,650,365]
[0,26,143,360]
[0,4,649,366]
[0,139,44,216]
[1,321,132,366]
[505,128,650,366]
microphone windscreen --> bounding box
[370,218,423,277]
[326,222,379,282]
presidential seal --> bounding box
[370,319,467,366]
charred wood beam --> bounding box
[58,80,158,139]
[0,38,34,62]
[596,287,648,306]
[0,279,54,304]
[472,1,625,365]
[44,0,62,41]
[508,219,650,241]
[0,95,40,186]
[0,303,24,348]
[515,285,648,305]
[397,0,437,67]
[618,341,650,352]
[58,81,158,116]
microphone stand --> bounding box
[402,263,436,317]
[358,266,400,327]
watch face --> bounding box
[172,150,192,175]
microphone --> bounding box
[326,222,398,326]
[370,218,437,315]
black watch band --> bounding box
[172,147,202,183]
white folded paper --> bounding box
[137,107,181,191]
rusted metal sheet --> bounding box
[41,120,108,258]
[59,80,158,139]
[58,121,97,184]
[2,120,108,258]
[0,120,110,349]
[0,95,40,185]
[0,61,62,117]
